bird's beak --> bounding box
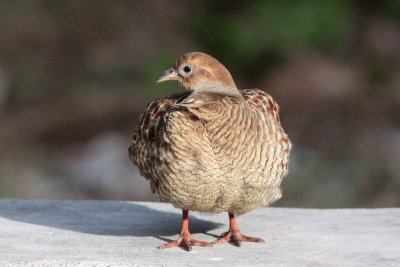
[156,68,179,83]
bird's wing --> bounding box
[128,92,189,182]
[131,92,190,143]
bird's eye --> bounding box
[183,66,192,73]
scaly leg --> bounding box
[159,210,212,251]
[214,212,264,247]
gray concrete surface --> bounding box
[0,199,399,266]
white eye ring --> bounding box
[180,64,193,75]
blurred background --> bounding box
[0,0,399,208]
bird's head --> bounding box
[157,52,240,96]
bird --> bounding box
[128,52,292,251]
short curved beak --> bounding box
[156,67,179,83]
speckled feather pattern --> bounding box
[129,89,292,215]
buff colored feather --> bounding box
[128,52,292,250]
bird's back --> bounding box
[129,89,292,214]
[205,89,292,213]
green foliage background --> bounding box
[0,1,399,207]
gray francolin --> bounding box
[128,52,292,251]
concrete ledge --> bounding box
[0,199,399,266]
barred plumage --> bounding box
[129,89,291,214]
[128,52,292,250]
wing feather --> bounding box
[128,92,189,185]
[242,89,281,124]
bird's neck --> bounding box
[191,81,242,98]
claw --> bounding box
[159,210,212,251]
[214,229,264,246]
[214,212,265,247]
[159,233,212,251]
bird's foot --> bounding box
[214,229,265,247]
[159,233,212,251]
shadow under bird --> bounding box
[128,52,292,251]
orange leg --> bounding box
[159,210,212,251]
[214,212,265,247]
